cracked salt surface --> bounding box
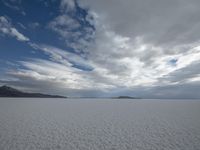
[0,98,200,150]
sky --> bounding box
[0,0,200,98]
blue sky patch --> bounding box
[0,0,94,73]
[168,58,178,66]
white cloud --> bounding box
[48,13,95,53]
[3,0,200,98]
[6,58,114,95]
[76,0,200,88]
[48,15,80,38]
[0,16,29,41]
[29,43,93,70]
[80,0,200,48]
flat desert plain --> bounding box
[0,98,200,150]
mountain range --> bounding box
[0,85,66,98]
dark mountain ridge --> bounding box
[0,85,66,98]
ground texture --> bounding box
[0,98,200,150]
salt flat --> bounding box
[0,98,200,150]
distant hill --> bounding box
[0,86,66,98]
[114,96,140,99]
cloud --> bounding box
[60,0,76,11]
[2,0,200,98]
[2,58,114,96]
[77,0,200,85]
[78,17,200,89]
[0,16,29,41]
[48,14,80,38]
[110,81,200,99]
[80,0,200,48]
[48,1,95,53]
[29,43,93,71]
[160,61,200,84]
